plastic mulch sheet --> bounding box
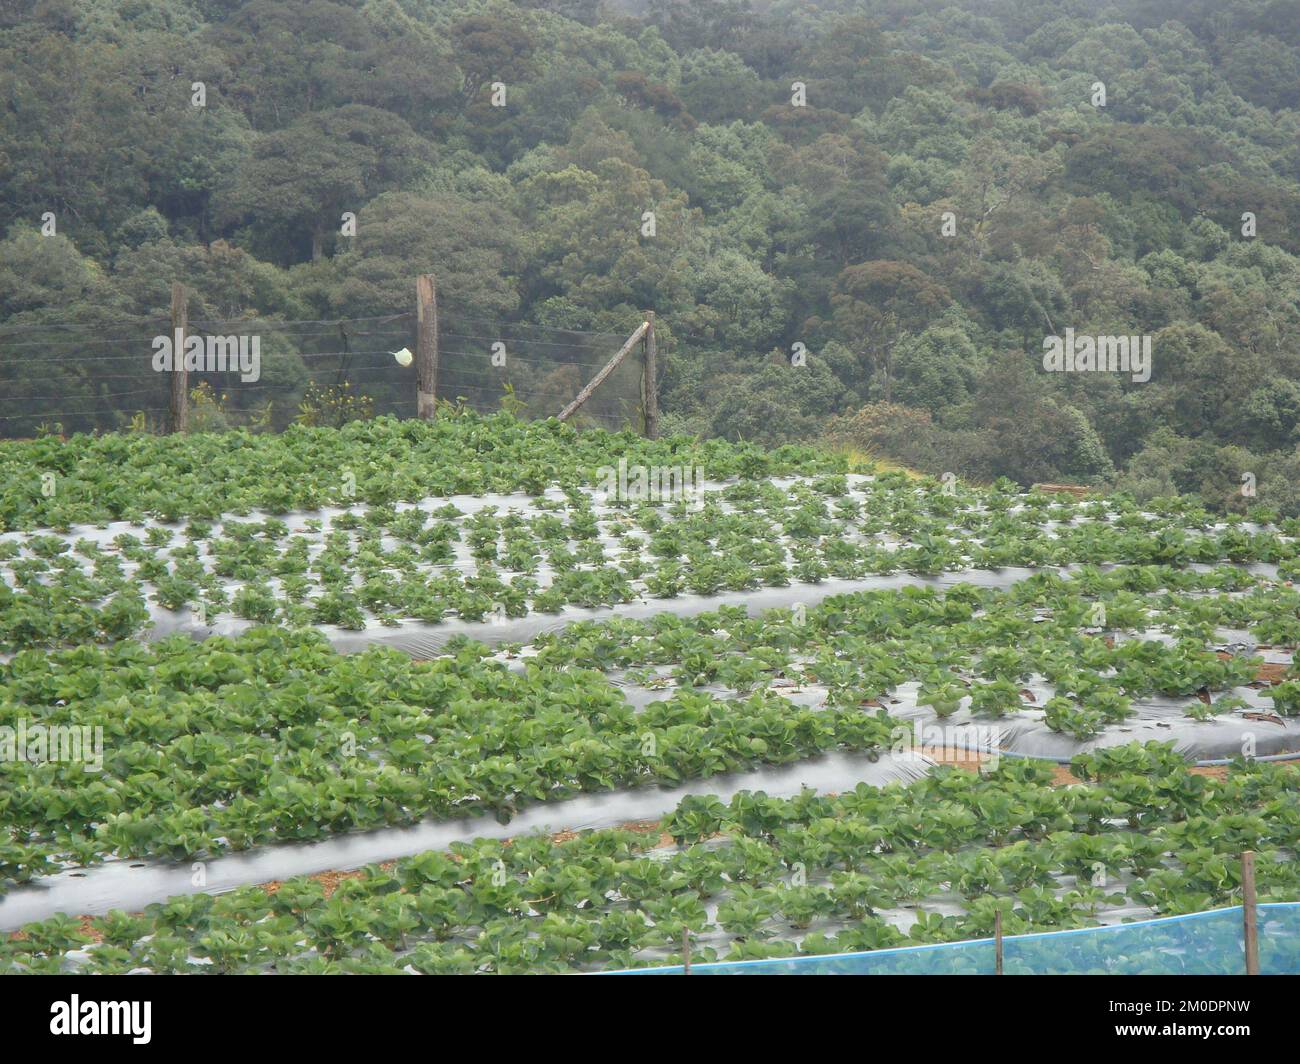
[0,750,932,931]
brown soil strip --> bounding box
[1215,654,1290,685]
[8,914,104,944]
[262,860,398,900]
[920,746,992,772]
[617,820,677,849]
[1253,662,1289,684]
[76,915,104,943]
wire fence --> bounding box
[0,312,646,438]
[604,903,1300,975]
[438,316,646,432]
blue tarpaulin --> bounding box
[603,903,1300,975]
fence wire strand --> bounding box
[0,312,648,436]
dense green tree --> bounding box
[830,261,952,399]
[328,191,523,321]
[216,106,433,263]
[2,0,1298,508]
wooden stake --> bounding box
[994,909,1003,975]
[1242,850,1259,975]
[557,321,649,423]
[643,310,658,439]
[168,282,188,434]
[682,927,691,975]
[415,274,439,419]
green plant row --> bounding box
[531,567,1298,738]
[3,749,1297,974]
[0,412,844,531]
[0,628,897,891]
[3,465,1297,651]
[4,568,1296,892]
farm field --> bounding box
[2,414,1298,975]
[4,750,1299,974]
[5,0,1300,1016]
[3,415,1300,654]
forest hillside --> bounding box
[2,0,1299,509]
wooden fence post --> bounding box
[557,321,649,424]
[1242,851,1259,975]
[168,282,188,434]
[415,274,439,419]
[643,310,658,439]
[994,909,1003,975]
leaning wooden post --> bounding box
[643,310,659,439]
[557,320,649,423]
[168,282,188,434]
[682,927,691,975]
[1242,851,1259,975]
[415,274,439,419]
[994,909,1004,975]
